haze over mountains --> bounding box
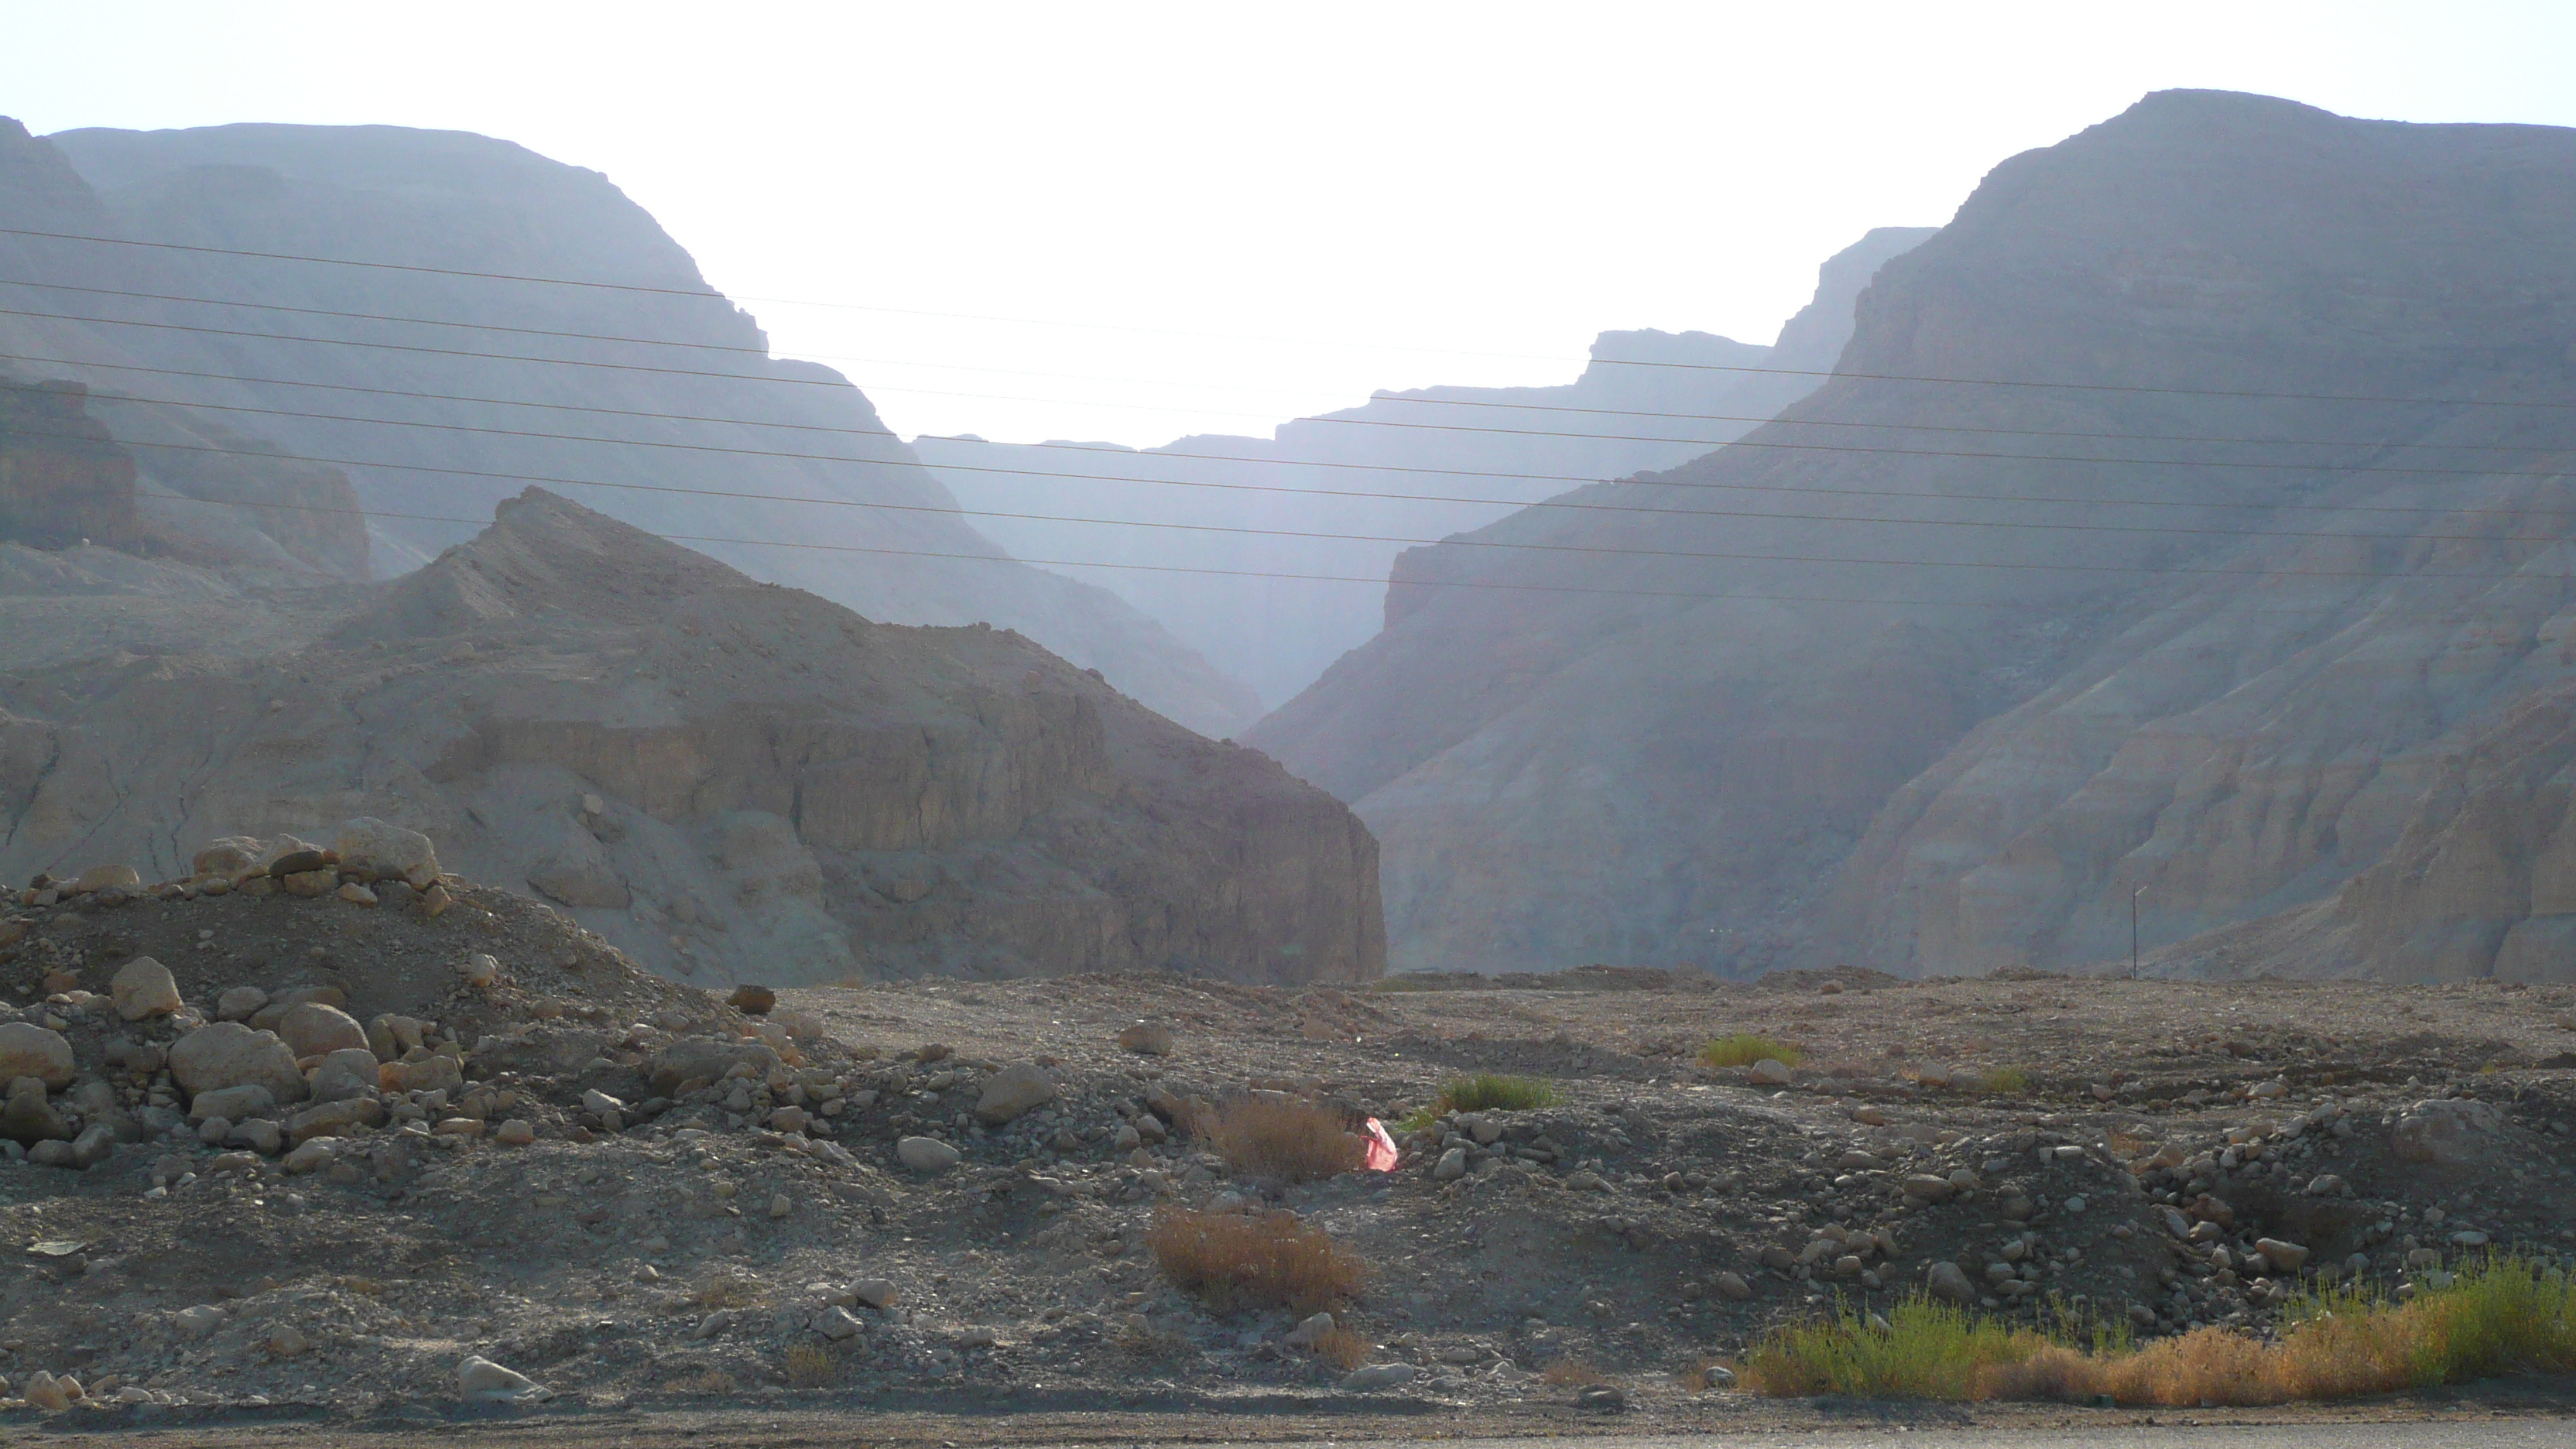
[0,118,1263,738]
[913,227,1931,707]
[1252,90,2576,984]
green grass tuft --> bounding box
[1434,1073,1561,1113]
[1699,1033,1805,1070]
[1980,1067,2033,1095]
[1745,1293,2126,1399]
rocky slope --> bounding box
[0,488,1382,987]
[0,118,1260,738]
[913,229,1932,707]
[1249,91,2576,981]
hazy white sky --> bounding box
[7,2,2575,447]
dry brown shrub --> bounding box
[1146,1206,1365,1314]
[1312,1323,1372,1370]
[1541,1358,1610,1386]
[1979,1328,2283,1406]
[690,1271,762,1310]
[1198,1098,1365,1184]
[783,1341,851,1389]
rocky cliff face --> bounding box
[1250,91,2576,982]
[0,489,1383,987]
[913,228,1932,707]
[0,118,1259,738]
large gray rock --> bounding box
[167,1023,307,1107]
[332,817,440,889]
[0,1023,74,1089]
[2389,1099,2506,1166]
[0,1077,73,1144]
[895,1136,960,1173]
[109,956,180,1020]
[975,1063,1056,1125]
[186,1083,278,1122]
[275,1002,367,1059]
[309,1049,381,1104]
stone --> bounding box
[0,1078,72,1144]
[1927,1262,1977,1305]
[433,1117,483,1138]
[728,984,776,1015]
[2306,1173,2347,1197]
[1749,1058,1794,1085]
[174,1303,227,1338]
[282,1139,336,1173]
[769,1106,811,1133]
[192,838,262,880]
[276,1002,368,1059]
[1340,1363,1415,1391]
[108,957,181,1020]
[230,1118,283,1156]
[0,1023,74,1089]
[1284,1310,1336,1348]
[268,848,331,878]
[2390,1098,2506,1166]
[268,1325,310,1358]
[1901,1173,1955,1203]
[1433,1147,1468,1181]
[287,1096,385,1144]
[769,1194,793,1218]
[457,954,499,988]
[68,1123,115,1167]
[1704,1365,1738,1389]
[367,1014,425,1060]
[1714,1271,1753,1300]
[333,817,442,889]
[310,1049,381,1104]
[1117,1021,1176,1056]
[817,1307,862,1341]
[170,1023,308,1106]
[1577,1384,1627,1411]
[852,1278,899,1310]
[74,863,141,894]
[2256,1238,2311,1273]
[495,1119,537,1146]
[976,1063,1057,1125]
[335,882,378,906]
[25,1370,70,1410]
[187,1082,277,1122]
[382,1055,463,1094]
[647,1038,783,1097]
[581,1088,627,1117]
[896,1136,960,1173]
[2065,1196,2088,1214]
[283,868,336,898]
[457,1355,550,1403]
[1852,1105,1891,1126]
[215,986,269,1022]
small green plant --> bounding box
[1699,1033,1804,1070]
[1745,1293,2123,1399]
[1981,1067,2033,1095]
[1434,1073,1562,1113]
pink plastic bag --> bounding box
[1362,1117,1400,1173]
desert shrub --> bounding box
[1699,1033,1804,1070]
[1311,1323,1372,1370]
[1435,1073,1561,1113]
[1981,1067,2033,1095]
[1201,1098,1365,1184]
[1147,1206,1365,1315]
[1750,1259,2576,1404]
[690,1270,762,1309]
[782,1341,851,1389]
[1540,1358,1611,1386]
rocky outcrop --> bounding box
[1252,91,2576,980]
[0,379,140,550]
[0,116,1258,737]
[914,228,1933,707]
[0,489,1382,987]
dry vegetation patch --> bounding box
[1146,1206,1365,1315]
[1200,1098,1366,1183]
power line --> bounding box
[12,351,2574,528]
[11,420,2576,585]
[29,385,2576,552]
[125,488,2516,621]
[9,276,2573,457]
[6,307,2574,486]
[9,224,2576,413]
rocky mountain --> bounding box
[1249,91,2576,983]
[0,488,1382,986]
[0,118,1261,738]
[913,228,1933,707]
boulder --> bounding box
[281,1139,336,1173]
[646,1038,782,1097]
[0,1024,74,1089]
[191,838,263,880]
[1117,1021,1176,1056]
[975,1063,1056,1125]
[1749,1058,1794,1085]
[310,1049,382,1103]
[896,1136,961,1173]
[817,1307,862,1340]
[1340,1363,1415,1391]
[74,863,141,894]
[250,987,348,1033]
[332,817,441,889]
[109,957,182,1020]
[2390,1098,2506,1166]
[1927,1262,1977,1305]
[2255,1238,2311,1273]
[851,1278,899,1310]
[276,1003,368,1058]
[0,1077,73,1144]
[187,1084,278,1122]
[728,984,776,1015]
[168,1023,308,1106]
[457,954,499,988]
[457,1355,550,1403]
[214,986,269,1022]
[68,1123,115,1167]
[287,1096,385,1144]
[382,1054,463,1094]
